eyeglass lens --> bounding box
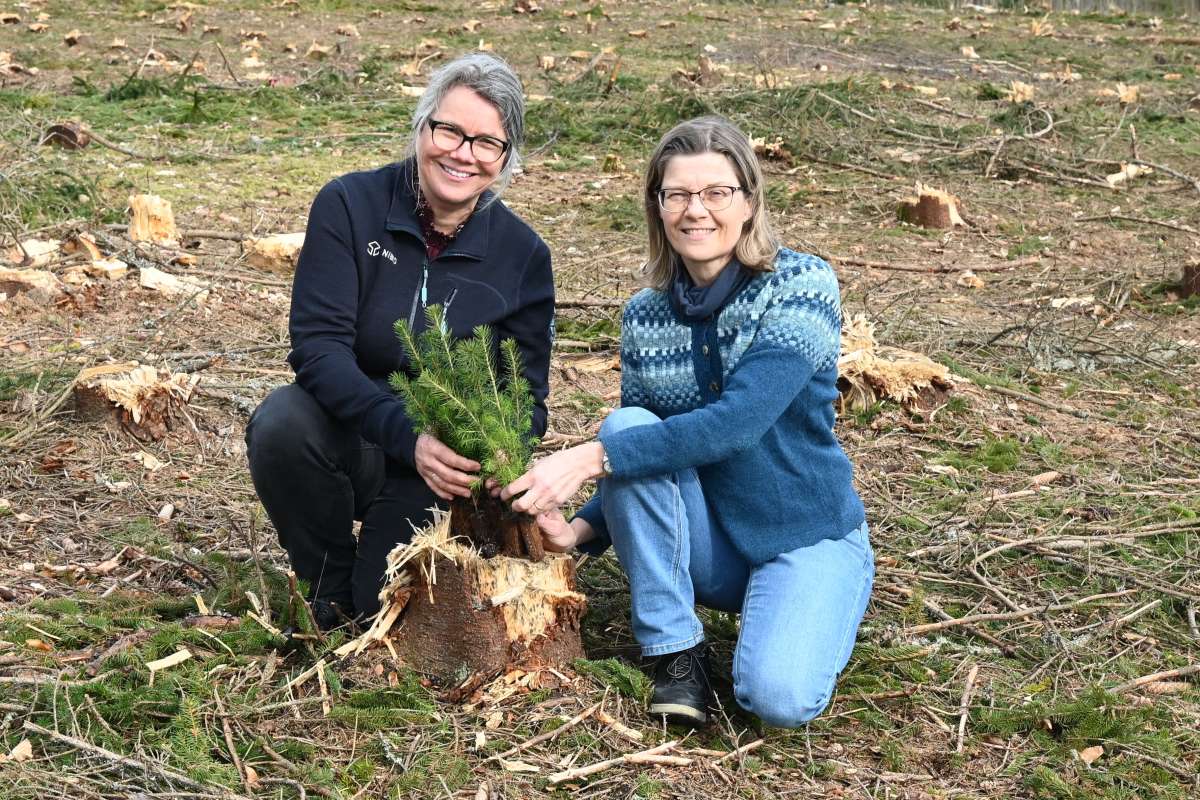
[659,187,738,212]
[430,122,507,163]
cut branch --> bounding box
[548,740,681,785]
[23,720,253,800]
[906,589,1136,634]
[1111,664,1200,694]
[833,255,1042,273]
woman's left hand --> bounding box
[501,442,606,514]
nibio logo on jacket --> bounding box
[366,240,397,265]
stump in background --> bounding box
[337,513,585,683]
[243,232,305,274]
[897,183,965,229]
[128,194,179,246]
[1181,263,1199,299]
[73,362,198,440]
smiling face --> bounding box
[658,151,753,285]
[415,85,507,219]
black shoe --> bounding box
[309,598,357,633]
[648,643,712,726]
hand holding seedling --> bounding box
[501,442,606,514]
[414,433,480,501]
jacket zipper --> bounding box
[406,257,429,329]
[406,249,467,329]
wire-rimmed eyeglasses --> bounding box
[656,185,745,213]
[427,119,510,163]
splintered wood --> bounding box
[337,512,586,682]
[73,362,198,441]
[838,314,954,413]
[127,194,179,246]
[0,266,65,303]
[897,183,965,229]
[242,232,305,273]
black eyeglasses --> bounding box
[657,185,745,213]
[427,119,510,163]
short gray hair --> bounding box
[407,52,526,198]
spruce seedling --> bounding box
[389,305,536,486]
[390,306,543,560]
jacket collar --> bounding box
[385,158,492,261]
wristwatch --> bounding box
[600,445,613,477]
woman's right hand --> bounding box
[536,510,597,553]
[414,434,480,501]
[535,509,578,552]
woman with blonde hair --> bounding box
[502,115,871,728]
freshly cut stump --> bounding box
[338,513,585,682]
[838,314,954,413]
[0,265,66,303]
[73,362,198,440]
[243,232,305,274]
[127,194,179,245]
[897,183,965,229]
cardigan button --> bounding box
[709,380,719,392]
[702,345,710,355]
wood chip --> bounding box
[146,647,191,684]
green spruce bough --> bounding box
[389,305,536,491]
[390,306,545,560]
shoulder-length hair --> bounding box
[642,116,780,291]
[406,52,526,200]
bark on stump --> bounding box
[897,184,966,229]
[1182,263,1200,299]
[338,514,585,683]
[449,493,544,562]
[73,362,198,440]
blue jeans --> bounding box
[597,407,874,728]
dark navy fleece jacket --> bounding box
[287,159,554,467]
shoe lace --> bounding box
[663,649,704,681]
[666,654,692,680]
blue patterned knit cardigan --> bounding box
[577,248,866,565]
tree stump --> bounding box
[128,194,179,246]
[73,362,198,440]
[338,513,585,682]
[243,232,305,274]
[1181,263,1200,299]
[0,266,66,303]
[897,183,965,229]
[838,314,954,413]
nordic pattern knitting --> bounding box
[621,249,842,414]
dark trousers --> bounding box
[245,384,442,618]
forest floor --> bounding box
[1,1,1198,798]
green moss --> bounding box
[574,657,651,703]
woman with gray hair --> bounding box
[246,53,554,629]
[502,115,871,729]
